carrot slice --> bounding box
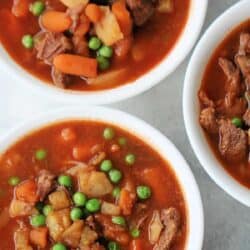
[75,14,91,36]
[12,0,30,17]
[30,227,48,248]
[112,1,132,36]
[85,4,103,23]
[119,188,135,215]
[15,180,38,203]
[53,54,97,78]
[41,11,72,32]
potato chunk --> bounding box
[9,199,37,218]
[60,0,88,8]
[95,7,124,46]
[79,171,113,197]
[14,228,33,250]
[101,201,121,216]
[61,220,84,247]
[48,190,71,210]
[80,225,98,247]
[148,210,164,244]
[46,209,71,241]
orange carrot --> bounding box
[85,4,103,23]
[30,227,48,248]
[12,0,30,17]
[112,1,132,36]
[75,14,90,36]
[119,188,135,215]
[53,54,97,78]
[15,180,38,203]
[130,239,143,250]
[41,11,72,32]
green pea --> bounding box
[112,187,121,199]
[30,1,45,16]
[231,117,243,128]
[52,243,67,250]
[103,127,115,140]
[88,36,102,50]
[130,228,140,238]
[98,45,113,58]
[108,241,120,250]
[97,56,110,71]
[22,34,34,49]
[30,214,46,227]
[73,192,87,207]
[109,169,122,184]
[43,204,53,216]
[112,216,126,226]
[136,185,151,200]
[100,159,113,172]
[58,175,72,187]
[118,137,127,146]
[35,202,44,213]
[8,176,20,186]
[35,149,47,160]
[125,154,136,165]
[70,207,83,221]
[85,198,101,213]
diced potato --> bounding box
[157,0,174,13]
[60,0,88,8]
[148,210,164,244]
[9,199,38,218]
[101,201,121,216]
[46,209,71,241]
[80,225,98,247]
[14,228,33,250]
[61,220,84,247]
[48,190,71,210]
[95,7,124,46]
[79,171,113,197]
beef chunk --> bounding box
[218,119,248,162]
[72,35,89,56]
[126,0,154,26]
[243,109,250,126]
[34,32,73,65]
[235,55,250,83]
[153,207,181,250]
[238,32,250,56]
[199,107,218,134]
[198,91,214,108]
[37,170,56,201]
[52,67,72,88]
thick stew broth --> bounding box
[0,121,187,249]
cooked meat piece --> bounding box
[126,0,154,26]
[243,109,250,126]
[198,91,214,108]
[153,207,181,250]
[218,119,248,162]
[149,210,164,244]
[88,152,106,166]
[199,107,218,134]
[85,215,99,231]
[131,203,149,229]
[235,55,250,83]
[37,170,56,201]
[51,67,72,88]
[34,32,73,65]
[238,32,250,56]
[94,214,130,245]
[72,35,89,56]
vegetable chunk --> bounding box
[60,0,88,8]
[9,199,37,218]
[49,190,71,210]
[14,228,33,250]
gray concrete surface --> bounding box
[1,0,249,249]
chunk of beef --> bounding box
[153,207,181,250]
[238,33,250,56]
[198,91,214,108]
[126,0,154,26]
[34,32,73,65]
[218,119,248,162]
[199,107,218,134]
[52,67,72,88]
[37,170,56,201]
[94,214,130,245]
[235,55,250,84]
[243,109,250,126]
[72,35,89,56]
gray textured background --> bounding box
[1,0,248,249]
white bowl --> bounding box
[0,106,204,250]
[183,0,250,207]
[0,0,207,104]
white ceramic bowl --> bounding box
[0,0,207,104]
[183,0,250,206]
[0,106,204,249]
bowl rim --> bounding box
[0,106,204,250]
[183,0,250,207]
[0,0,207,104]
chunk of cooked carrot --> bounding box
[15,180,38,203]
[41,11,72,32]
[30,227,48,248]
[119,188,136,215]
[53,54,97,78]
[130,239,143,250]
[85,4,103,23]
[12,0,30,17]
[75,14,91,36]
[112,1,132,36]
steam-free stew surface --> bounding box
[0,121,186,249]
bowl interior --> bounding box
[0,106,204,250]
[0,0,207,104]
[183,0,250,206]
